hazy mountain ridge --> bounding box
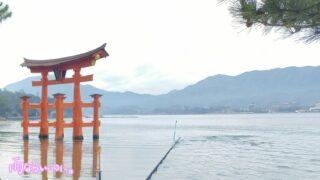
[5,66,320,114]
[4,75,156,114]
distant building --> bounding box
[248,103,255,112]
[309,102,320,112]
[295,109,308,113]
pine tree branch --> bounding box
[0,2,11,23]
[223,0,320,42]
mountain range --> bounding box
[5,66,320,114]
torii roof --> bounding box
[21,43,108,73]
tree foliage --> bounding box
[0,89,67,119]
[224,0,320,42]
[0,90,41,118]
[0,2,11,23]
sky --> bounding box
[0,0,320,95]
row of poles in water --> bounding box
[146,120,180,180]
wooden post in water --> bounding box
[91,94,102,140]
[20,96,30,140]
[54,93,65,140]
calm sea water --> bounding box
[0,114,320,179]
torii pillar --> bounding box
[39,71,49,139]
[73,68,84,140]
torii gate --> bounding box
[20,44,108,140]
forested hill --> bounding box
[0,90,41,118]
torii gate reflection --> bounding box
[23,140,100,179]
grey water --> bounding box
[0,114,320,179]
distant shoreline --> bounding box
[101,111,320,116]
[3,112,320,122]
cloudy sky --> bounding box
[0,0,320,95]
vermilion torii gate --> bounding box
[20,44,108,140]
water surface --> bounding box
[0,114,319,179]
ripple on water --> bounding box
[310,159,320,162]
[276,165,291,169]
[205,135,256,140]
[188,135,256,142]
[188,135,269,148]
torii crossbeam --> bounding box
[20,44,108,141]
